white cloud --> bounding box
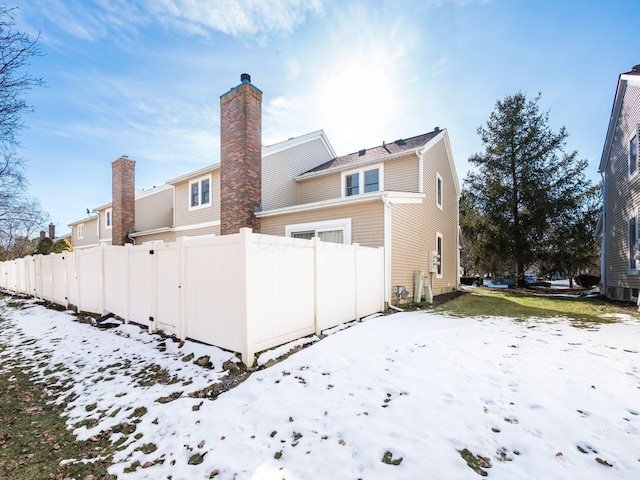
[23,0,325,44]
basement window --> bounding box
[189,175,212,210]
[286,218,352,244]
[342,164,383,197]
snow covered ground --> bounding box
[1,296,639,479]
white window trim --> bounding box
[285,218,352,244]
[436,231,443,278]
[77,223,85,240]
[629,210,638,275]
[188,174,212,211]
[105,208,112,230]
[436,171,443,210]
[341,163,384,198]
[629,126,639,179]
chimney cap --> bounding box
[241,73,251,83]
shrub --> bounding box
[35,237,53,255]
[575,274,599,289]
[51,238,73,254]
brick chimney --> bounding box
[48,223,55,239]
[220,73,262,235]
[39,230,45,240]
[112,156,135,245]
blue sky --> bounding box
[11,0,638,234]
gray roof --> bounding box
[302,129,442,175]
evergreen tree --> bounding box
[461,92,597,287]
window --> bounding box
[105,208,112,230]
[189,175,211,210]
[342,164,383,197]
[77,223,85,240]
[286,218,352,244]
[630,211,638,274]
[436,172,443,209]
[436,232,443,278]
[631,128,639,177]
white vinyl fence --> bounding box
[0,229,385,363]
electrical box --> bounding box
[429,249,441,273]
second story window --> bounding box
[105,208,112,230]
[436,172,443,209]
[631,128,638,178]
[342,164,383,197]
[77,223,85,240]
[189,175,211,210]
[345,173,359,196]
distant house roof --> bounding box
[301,130,442,176]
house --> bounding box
[69,182,173,249]
[598,64,640,301]
[69,74,461,303]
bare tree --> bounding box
[0,4,47,258]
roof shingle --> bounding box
[302,129,442,175]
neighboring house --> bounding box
[69,74,461,302]
[69,185,173,249]
[598,64,640,301]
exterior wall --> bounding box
[97,207,112,245]
[260,201,384,248]
[220,79,262,235]
[262,137,334,211]
[298,172,341,204]
[603,84,640,300]
[174,169,221,228]
[384,154,419,192]
[70,217,99,249]
[298,152,420,205]
[136,187,174,232]
[390,138,459,300]
[133,224,221,244]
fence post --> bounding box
[312,236,322,335]
[99,244,106,315]
[379,247,385,312]
[125,244,132,325]
[151,242,158,333]
[239,228,253,366]
[353,243,360,322]
[178,236,187,341]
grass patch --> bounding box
[435,288,636,325]
[0,346,116,479]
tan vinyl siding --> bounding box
[604,84,640,298]
[298,172,341,204]
[385,154,419,192]
[262,137,334,210]
[133,224,220,244]
[71,217,99,249]
[174,169,220,227]
[390,138,459,300]
[97,207,112,244]
[260,201,384,248]
[136,187,174,232]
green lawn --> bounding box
[434,287,638,325]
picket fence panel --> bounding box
[0,229,385,363]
